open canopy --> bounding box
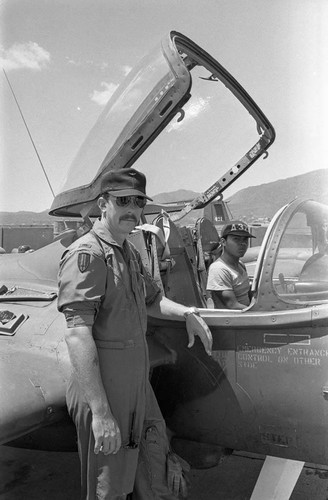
[50,31,275,218]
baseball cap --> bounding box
[221,221,255,238]
[101,168,153,200]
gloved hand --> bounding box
[167,451,190,498]
[185,308,213,356]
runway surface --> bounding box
[1,445,328,499]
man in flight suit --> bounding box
[57,168,213,500]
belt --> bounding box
[94,338,144,349]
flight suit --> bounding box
[58,219,177,499]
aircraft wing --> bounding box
[0,297,70,445]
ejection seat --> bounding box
[130,213,220,307]
[149,212,207,307]
[129,214,221,308]
[192,217,221,301]
[194,217,221,269]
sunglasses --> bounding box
[111,195,147,208]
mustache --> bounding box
[119,215,138,223]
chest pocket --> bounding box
[130,257,146,298]
[103,249,125,291]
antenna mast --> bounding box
[3,68,55,199]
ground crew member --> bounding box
[57,168,213,499]
[206,221,254,309]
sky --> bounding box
[0,0,327,213]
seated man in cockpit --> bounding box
[206,221,254,309]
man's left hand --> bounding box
[185,309,212,356]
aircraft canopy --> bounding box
[50,32,275,218]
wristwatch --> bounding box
[183,307,200,319]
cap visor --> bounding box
[108,189,153,201]
[226,231,256,238]
[237,231,256,238]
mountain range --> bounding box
[227,168,328,220]
[0,168,327,226]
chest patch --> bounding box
[78,252,91,273]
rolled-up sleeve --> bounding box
[58,249,107,327]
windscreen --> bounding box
[60,47,176,193]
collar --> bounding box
[92,218,123,248]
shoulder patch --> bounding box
[78,252,91,272]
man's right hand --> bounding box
[92,411,122,455]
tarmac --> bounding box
[1,445,328,499]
